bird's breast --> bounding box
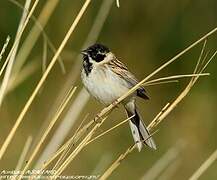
[81,66,130,105]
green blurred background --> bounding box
[0,0,217,179]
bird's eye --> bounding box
[95,54,105,62]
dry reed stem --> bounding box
[11,0,62,76]
[189,148,217,180]
[158,159,181,180]
[100,133,158,180]
[8,0,65,76]
[38,115,90,170]
[148,55,216,131]
[15,136,33,171]
[0,0,92,160]
[100,144,136,180]
[0,36,10,63]
[7,59,40,93]
[0,36,11,77]
[52,114,89,171]
[143,73,209,86]
[99,44,216,179]
[35,89,89,168]
[42,36,48,74]
[52,117,108,178]
[116,0,120,8]
[91,154,112,176]
[145,80,179,86]
[85,115,134,146]
[0,0,40,159]
[193,40,207,74]
[142,140,186,180]
[19,87,77,180]
[0,0,32,107]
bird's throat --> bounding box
[83,58,93,76]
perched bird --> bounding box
[81,43,156,151]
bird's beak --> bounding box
[81,50,88,55]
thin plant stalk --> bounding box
[52,117,108,178]
[85,115,134,146]
[0,36,10,63]
[35,89,89,168]
[15,136,33,171]
[18,87,77,180]
[142,140,186,180]
[100,144,136,180]
[12,0,62,76]
[8,0,65,75]
[52,114,89,170]
[7,60,40,93]
[189,148,217,180]
[116,0,120,8]
[0,0,32,107]
[143,73,209,86]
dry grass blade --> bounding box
[37,115,88,170]
[38,115,92,170]
[19,87,77,180]
[116,0,120,8]
[35,89,89,168]
[144,80,179,86]
[100,144,136,180]
[51,114,89,171]
[91,154,112,176]
[144,73,209,86]
[15,136,33,171]
[158,159,181,180]
[100,132,158,180]
[0,0,92,160]
[0,0,32,107]
[52,117,108,178]
[7,60,40,93]
[148,54,216,131]
[85,115,134,146]
[42,36,48,74]
[0,36,10,63]
[188,148,217,180]
[142,140,186,180]
[8,0,65,76]
[10,0,64,76]
[193,39,207,74]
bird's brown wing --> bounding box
[107,58,149,100]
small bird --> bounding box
[81,43,156,151]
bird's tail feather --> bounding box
[126,107,156,151]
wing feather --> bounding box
[107,58,149,100]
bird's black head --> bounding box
[81,43,110,62]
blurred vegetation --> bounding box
[0,0,216,179]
